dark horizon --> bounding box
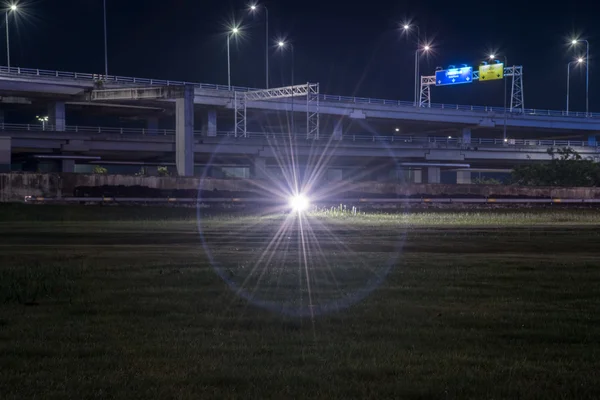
[3,0,597,111]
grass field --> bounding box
[1,204,600,399]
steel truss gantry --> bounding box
[419,66,524,112]
[234,83,320,139]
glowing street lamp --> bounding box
[5,4,18,69]
[278,39,296,134]
[227,26,240,90]
[489,53,508,140]
[402,23,421,106]
[36,115,48,131]
[248,3,269,88]
[571,38,590,115]
[566,57,585,115]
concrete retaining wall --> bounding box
[2,172,600,202]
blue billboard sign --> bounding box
[435,66,473,86]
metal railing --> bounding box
[1,65,598,119]
[2,122,599,149]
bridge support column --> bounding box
[253,157,267,179]
[426,167,440,184]
[202,109,217,137]
[333,119,343,140]
[48,101,66,131]
[175,86,195,177]
[588,135,597,147]
[457,170,471,184]
[0,137,10,172]
[0,110,4,126]
[411,169,422,184]
[146,117,159,135]
[461,127,471,144]
[61,159,75,173]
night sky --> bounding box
[4,0,597,112]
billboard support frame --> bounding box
[419,65,524,112]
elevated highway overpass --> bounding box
[2,66,600,133]
[2,123,599,184]
[3,66,600,178]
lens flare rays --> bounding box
[197,115,405,317]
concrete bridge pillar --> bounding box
[61,159,75,173]
[426,167,440,184]
[175,86,195,177]
[457,170,471,184]
[202,109,217,137]
[333,119,343,140]
[0,109,4,126]
[48,101,66,131]
[412,169,422,184]
[146,117,159,135]
[461,127,471,144]
[0,137,10,172]
[253,157,267,179]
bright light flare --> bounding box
[289,194,309,213]
[578,57,584,63]
[10,4,17,11]
[423,45,430,51]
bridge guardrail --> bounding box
[2,123,598,149]
[0,66,597,119]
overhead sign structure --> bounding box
[479,63,504,81]
[435,66,473,86]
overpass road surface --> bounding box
[2,66,600,133]
[2,124,599,183]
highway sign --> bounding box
[435,66,473,86]
[479,63,504,81]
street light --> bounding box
[278,40,295,134]
[227,27,240,90]
[566,57,584,115]
[402,24,421,106]
[36,115,48,131]
[103,0,108,76]
[248,3,269,88]
[5,4,18,69]
[489,53,508,140]
[571,38,590,115]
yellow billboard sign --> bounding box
[479,63,504,81]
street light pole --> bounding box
[585,40,589,116]
[572,39,590,116]
[265,7,269,88]
[5,12,9,69]
[567,61,572,115]
[227,35,231,90]
[249,4,269,88]
[566,58,584,115]
[6,5,17,69]
[489,54,508,140]
[227,28,239,91]
[403,24,420,106]
[278,41,295,134]
[103,0,108,76]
